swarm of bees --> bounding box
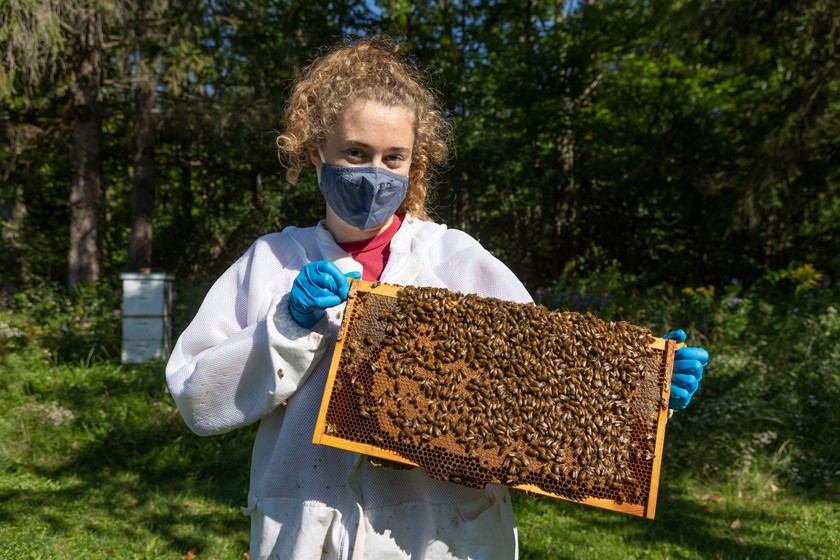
[324,284,670,508]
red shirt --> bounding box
[337,214,403,281]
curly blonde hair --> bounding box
[276,37,450,220]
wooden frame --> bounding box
[314,280,676,519]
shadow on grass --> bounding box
[1,361,256,555]
[515,471,835,560]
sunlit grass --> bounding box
[0,357,252,559]
[515,472,839,560]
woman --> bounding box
[166,37,707,559]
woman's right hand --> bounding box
[289,261,361,328]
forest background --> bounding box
[1,0,838,558]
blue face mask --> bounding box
[318,149,409,231]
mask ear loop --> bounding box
[315,147,326,184]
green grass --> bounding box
[515,474,839,559]
[0,354,253,559]
[2,288,838,560]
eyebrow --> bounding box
[344,140,412,153]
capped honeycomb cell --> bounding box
[313,280,676,518]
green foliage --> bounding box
[3,0,839,293]
[0,281,121,363]
[0,0,67,102]
[666,280,840,495]
[762,263,826,295]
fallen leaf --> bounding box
[770,483,779,493]
[702,506,713,513]
[707,495,722,503]
[181,549,197,560]
[735,536,745,545]
[730,518,742,529]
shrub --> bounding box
[666,275,839,494]
[0,281,122,364]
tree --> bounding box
[126,0,164,271]
[2,0,132,294]
[1,0,68,293]
[67,5,103,293]
[2,0,837,298]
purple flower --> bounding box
[111,309,122,318]
[729,297,740,306]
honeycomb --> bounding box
[315,281,675,518]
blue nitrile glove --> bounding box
[663,329,709,410]
[289,261,362,328]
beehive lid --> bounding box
[313,280,676,518]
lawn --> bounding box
[1,352,837,559]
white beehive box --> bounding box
[120,272,174,363]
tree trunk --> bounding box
[180,156,193,232]
[128,63,156,270]
[554,106,577,276]
[67,8,103,295]
[0,107,27,295]
[1,174,27,296]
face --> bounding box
[310,99,415,241]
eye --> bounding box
[344,148,366,161]
[385,153,408,168]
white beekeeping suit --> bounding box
[166,214,532,560]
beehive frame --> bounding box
[314,280,676,518]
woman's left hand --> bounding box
[662,329,709,410]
